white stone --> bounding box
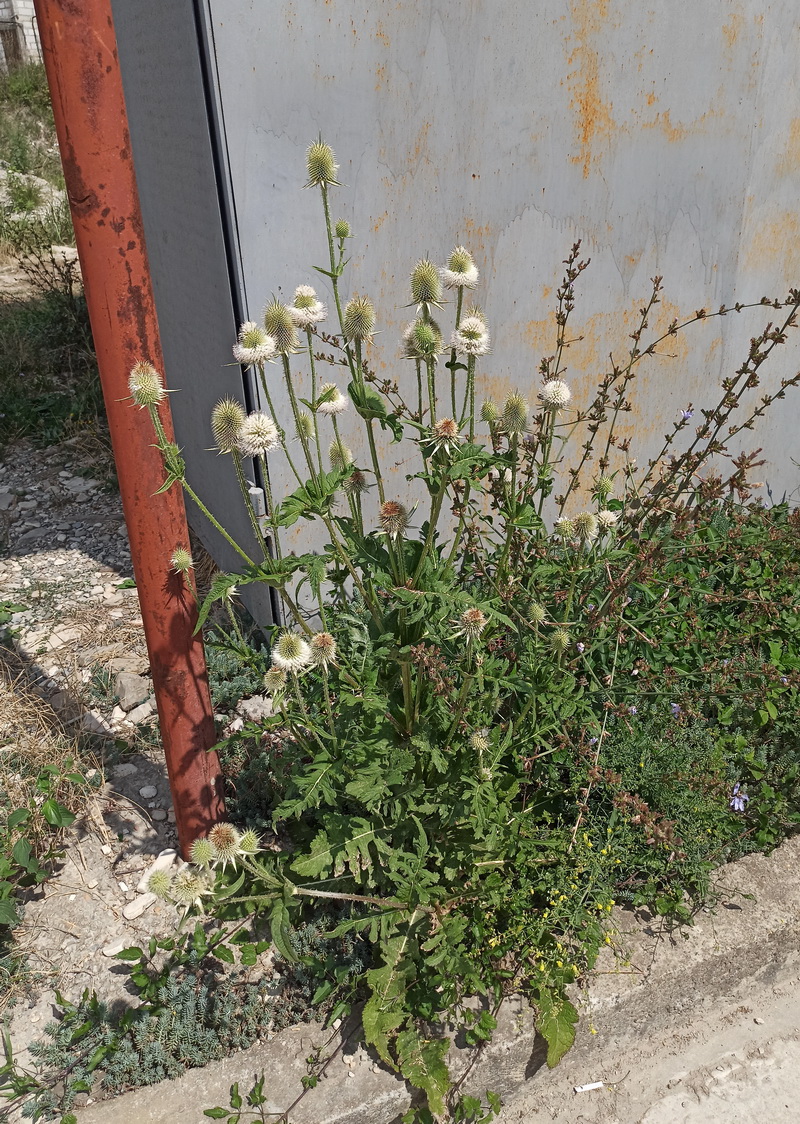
[82,710,115,736]
[101,938,128,957]
[136,849,177,892]
[112,762,138,778]
[126,700,153,724]
[122,893,157,920]
[86,879,98,889]
[100,843,113,855]
[151,809,168,822]
[138,785,158,799]
[118,881,129,893]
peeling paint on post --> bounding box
[34,0,225,856]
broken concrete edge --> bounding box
[69,833,800,1123]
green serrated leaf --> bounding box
[270,897,297,963]
[535,990,578,1068]
[395,1027,450,1116]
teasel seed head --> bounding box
[208,822,241,870]
[310,631,337,668]
[190,837,216,867]
[264,298,300,354]
[574,511,599,543]
[550,628,572,655]
[211,397,246,453]
[170,548,194,575]
[379,500,410,540]
[402,317,444,360]
[128,360,167,408]
[410,258,443,306]
[501,392,528,435]
[452,315,490,356]
[329,439,353,471]
[305,140,340,188]
[343,294,376,343]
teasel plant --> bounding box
[127,140,800,1121]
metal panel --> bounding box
[111,0,272,621]
[204,0,800,550]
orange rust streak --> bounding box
[566,0,615,178]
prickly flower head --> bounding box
[452,315,491,357]
[470,728,490,753]
[343,294,376,342]
[335,219,351,239]
[597,509,620,531]
[272,631,312,673]
[379,500,410,540]
[190,837,216,867]
[574,511,599,543]
[539,379,572,410]
[237,412,281,457]
[480,399,499,424]
[170,548,194,574]
[233,321,277,366]
[554,517,575,539]
[502,392,528,435]
[310,631,337,668]
[329,440,354,472]
[596,475,614,499]
[432,417,462,456]
[529,602,546,625]
[442,246,479,290]
[295,412,314,442]
[211,397,246,453]
[402,318,444,360]
[305,140,340,188]
[170,867,214,912]
[147,868,173,899]
[410,258,443,307]
[288,285,327,329]
[208,822,242,871]
[128,361,167,408]
[550,628,572,655]
[344,469,368,495]
[264,299,300,354]
[317,382,349,415]
[235,829,260,857]
[263,666,287,693]
[458,607,489,640]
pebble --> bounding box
[100,844,113,855]
[122,892,157,920]
[139,785,158,799]
[126,699,153,724]
[151,809,168,822]
[754,1017,765,1025]
[118,881,129,893]
[111,762,138,778]
[101,938,128,958]
[86,879,99,890]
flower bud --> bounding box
[343,294,376,342]
[329,439,353,470]
[403,318,443,360]
[211,397,246,453]
[502,393,528,435]
[264,299,300,354]
[170,548,194,574]
[410,258,443,306]
[128,361,167,408]
[335,219,351,239]
[550,628,571,655]
[480,399,499,424]
[305,140,340,188]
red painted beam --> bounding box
[33,0,225,855]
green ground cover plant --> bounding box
[7,140,800,1123]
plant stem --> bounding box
[282,353,317,481]
[306,327,325,475]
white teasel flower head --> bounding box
[410,258,443,307]
[233,321,277,366]
[402,318,444,360]
[554,517,575,539]
[207,822,242,871]
[379,500,410,540]
[263,666,287,694]
[211,397,246,453]
[288,284,327,329]
[431,417,462,457]
[170,548,194,575]
[170,867,215,913]
[272,631,312,673]
[442,246,479,290]
[317,382,349,415]
[469,728,491,753]
[574,511,599,543]
[305,140,340,188]
[501,392,529,436]
[128,360,167,408]
[457,607,489,641]
[264,298,300,354]
[451,315,491,357]
[329,439,353,471]
[539,379,572,410]
[343,294,376,342]
[597,509,620,531]
[310,631,337,668]
[237,412,281,457]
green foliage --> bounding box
[0,63,63,185]
[4,172,41,214]
[136,142,800,1118]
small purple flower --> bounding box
[681,409,694,422]
[729,782,750,813]
[576,642,585,653]
[781,677,789,685]
[588,737,599,746]
[670,702,681,717]
[628,705,637,716]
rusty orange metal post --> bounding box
[34,0,225,856]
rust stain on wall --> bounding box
[776,118,800,176]
[743,214,800,282]
[566,0,616,178]
[722,12,743,48]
